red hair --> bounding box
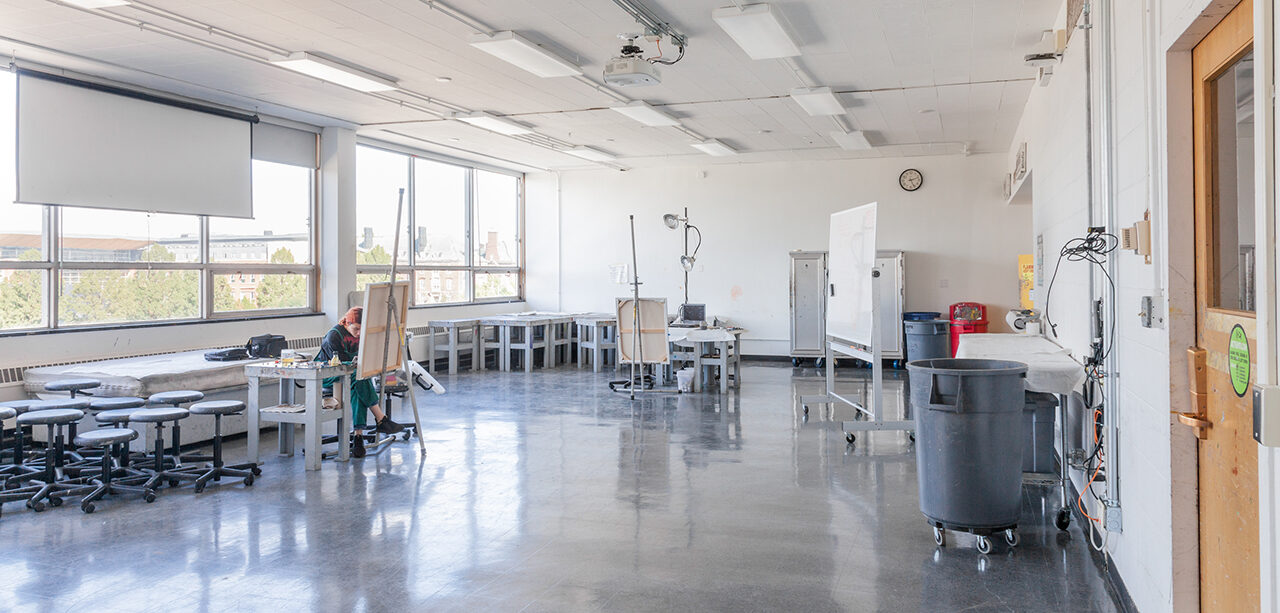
[340,306,364,327]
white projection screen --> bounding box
[16,72,253,218]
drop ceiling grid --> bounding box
[0,0,1062,169]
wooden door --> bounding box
[1189,0,1259,609]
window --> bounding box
[0,67,317,331]
[355,144,522,305]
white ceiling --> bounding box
[0,0,1059,171]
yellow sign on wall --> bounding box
[1018,254,1034,309]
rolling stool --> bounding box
[0,407,42,517]
[128,407,191,491]
[147,391,203,460]
[44,378,101,398]
[26,398,92,467]
[0,399,37,470]
[91,397,148,469]
[17,408,94,512]
[74,428,155,513]
[169,400,259,492]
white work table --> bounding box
[669,327,745,393]
[245,362,352,471]
[955,333,1086,396]
[955,333,1085,530]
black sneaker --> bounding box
[376,418,405,434]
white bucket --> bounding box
[676,368,695,392]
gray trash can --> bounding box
[904,319,951,362]
[1023,392,1058,474]
[907,358,1028,552]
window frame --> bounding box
[0,163,319,333]
[354,140,524,308]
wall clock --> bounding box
[899,169,923,192]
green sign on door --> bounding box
[1228,324,1250,397]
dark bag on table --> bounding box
[205,347,250,361]
[245,334,287,358]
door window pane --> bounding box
[474,171,519,267]
[59,269,199,325]
[415,270,468,305]
[213,273,309,312]
[0,269,44,329]
[210,160,312,264]
[1212,50,1256,311]
[60,209,200,263]
[414,159,468,266]
[475,271,518,299]
[356,146,410,266]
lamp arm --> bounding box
[687,224,702,258]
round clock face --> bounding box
[899,169,923,191]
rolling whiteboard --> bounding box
[16,71,253,218]
[825,203,878,347]
[357,281,411,379]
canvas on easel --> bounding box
[616,297,670,364]
[357,281,411,380]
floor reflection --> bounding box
[0,364,1117,612]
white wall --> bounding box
[525,153,1032,356]
[1008,0,1280,611]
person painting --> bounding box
[316,306,405,436]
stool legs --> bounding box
[170,414,259,492]
[79,446,155,513]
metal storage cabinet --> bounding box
[876,250,906,363]
[789,250,827,365]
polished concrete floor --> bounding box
[1,364,1120,612]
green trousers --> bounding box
[324,374,379,428]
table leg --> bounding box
[577,324,585,369]
[733,337,742,388]
[692,345,702,393]
[304,379,321,471]
[247,375,260,465]
[448,328,460,375]
[472,325,483,372]
[426,328,437,374]
[501,326,511,371]
[543,324,554,369]
[337,376,351,462]
[1058,393,1070,527]
[719,341,729,394]
[593,325,603,373]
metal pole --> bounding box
[683,206,689,306]
[629,215,642,399]
[378,188,405,428]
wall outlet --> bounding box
[1139,295,1164,328]
[1105,505,1123,532]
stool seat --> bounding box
[17,408,86,425]
[0,399,37,414]
[129,407,190,423]
[95,408,144,424]
[189,400,246,416]
[0,407,15,421]
[75,428,138,447]
[44,378,101,393]
[29,398,91,411]
[90,397,147,411]
[148,390,204,406]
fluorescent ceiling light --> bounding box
[691,139,737,156]
[611,101,680,127]
[470,31,581,78]
[61,0,130,7]
[790,86,844,116]
[271,52,397,92]
[452,111,533,135]
[830,130,873,151]
[712,4,801,60]
[565,146,617,162]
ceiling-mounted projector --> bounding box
[604,56,661,87]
